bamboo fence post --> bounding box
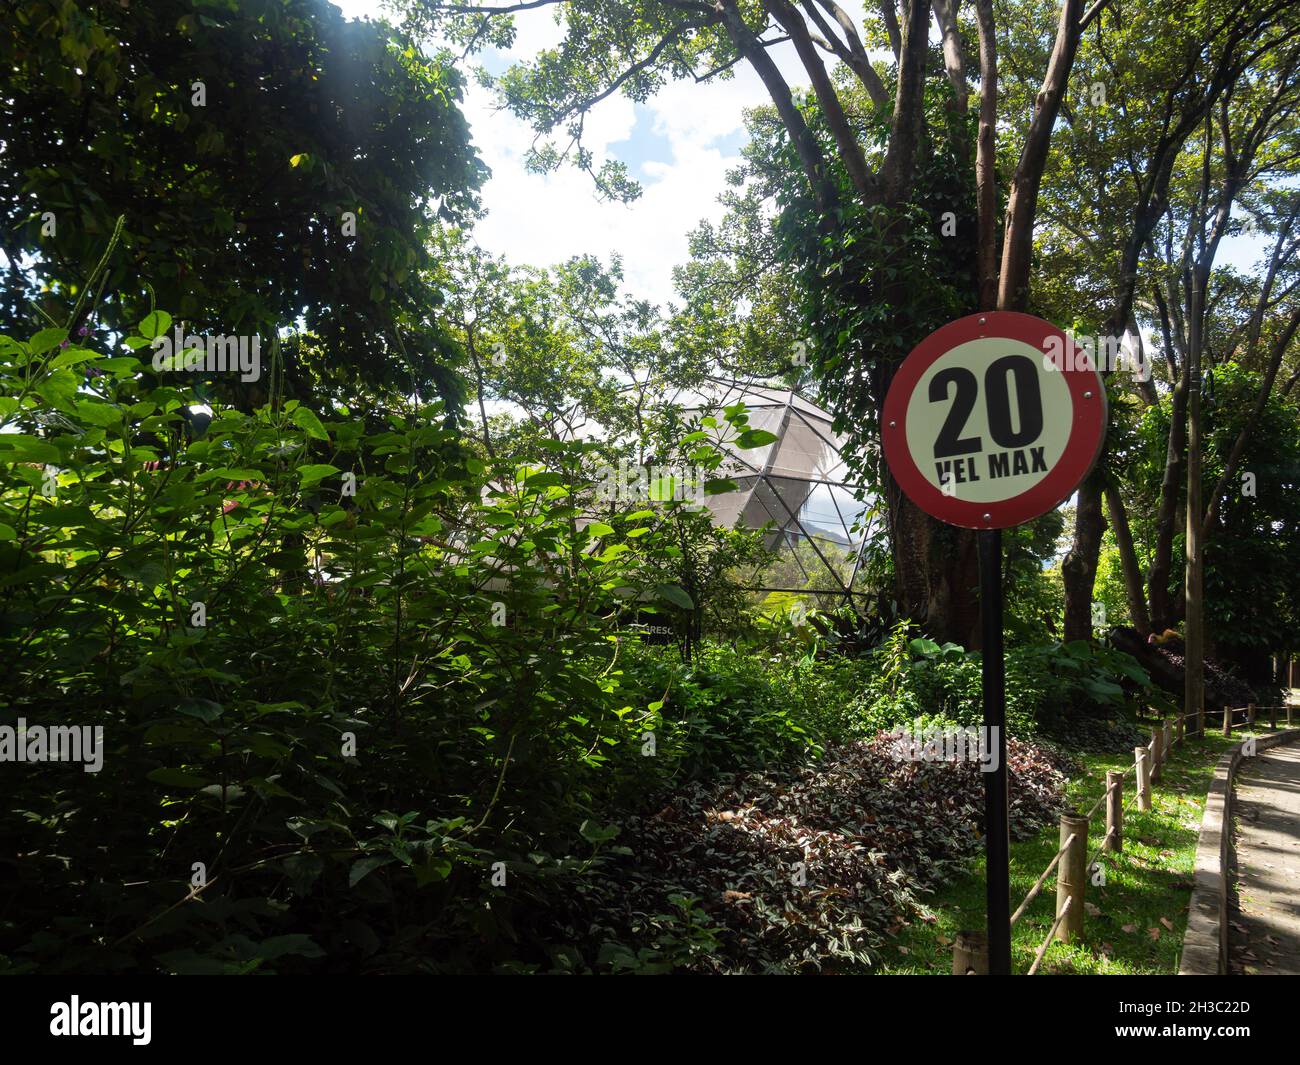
[1055,814,1088,943]
[1151,726,1163,783]
[1106,770,1123,852]
[952,930,988,975]
[1248,702,1256,727]
[1269,704,1277,730]
[1135,746,1151,811]
[1164,718,1173,762]
[1222,704,1232,738]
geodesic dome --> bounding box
[665,377,876,599]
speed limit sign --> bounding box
[882,310,1107,976]
[882,311,1106,529]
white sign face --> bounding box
[883,312,1107,529]
[904,338,1071,503]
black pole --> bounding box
[979,527,1011,974]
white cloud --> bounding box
[452,11,847,304]
[328,0,840,304]
[465,78,744,306]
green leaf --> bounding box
[139,311,173,340]
[655,583,695,610]
[521,471,565,489]
[291,406,329,441]
[197,467,262,482]
[49,346,98,370]
[256,934,324,960]
[176,697,225,722]
[199,783,245,803]
[647,475,681,502]
[36,370,79,412]
[74,399,123,426]
[349,856,394,887]
[0,436,62,464]
[736,429,778,449]
[30,328,68,354]
[297,463,341,484]
[413,855,453,887]
[579,819,621,845]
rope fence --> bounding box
[1009,833,1075,928]
[955,696,1299,975]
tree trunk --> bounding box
[887,477,981,646]
[1105,484,1151,635]
[1184,308,1205,732]
[1147,368,1188,631]
[1062,476,1104,642]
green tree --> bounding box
[2,0,486,404]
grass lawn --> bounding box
[876,728,1238,975]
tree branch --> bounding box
[769,0,877,198]
[880,0,931,207]
[932,0,969,112]
[803,0,891,107]
[717,1,838,215]
[974,0,998,310]
[998,0,1084,309]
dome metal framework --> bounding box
[664,377,877,600]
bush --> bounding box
[831,623,1158,742]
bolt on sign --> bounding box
[882,311,1106,529]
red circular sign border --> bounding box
[881,311,1106,529]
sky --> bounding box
[331,0,832,307]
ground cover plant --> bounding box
[3,0,1298,986]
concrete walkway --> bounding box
[1228,741,1300,975]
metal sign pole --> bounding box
[979,527,1012,974]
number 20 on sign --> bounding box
[882,311,1106,529]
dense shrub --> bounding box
[0,316,785,973]
[837,623,1158,742]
